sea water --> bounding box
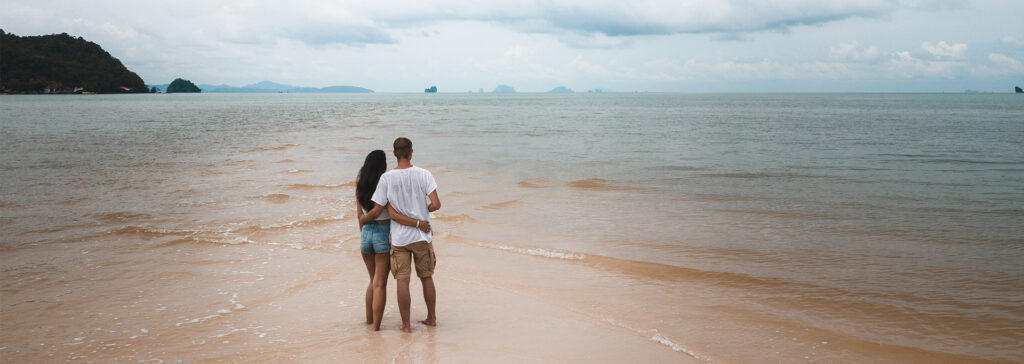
[1,93,1022,362]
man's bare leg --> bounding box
[420,277,437,326]
[397,278,412,332]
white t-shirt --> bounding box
[370,166,437,247]
[360,205,390,221]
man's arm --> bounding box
[427,190,441,212]
[387,204,430,233]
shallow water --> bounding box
[1,93,1022,362]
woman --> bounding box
[355,150,430,330]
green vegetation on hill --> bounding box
[0,30,148,93]
[166,78,201,93]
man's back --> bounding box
[371,166,437,247]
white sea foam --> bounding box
[485,243,585,260]
[229,293,246,310]
[599,317,707,362]
[211,328,247,338]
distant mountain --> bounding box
[313,85,372,93]
[244,81,295,90]
[0,30,148,93]
[548,86,574,93]
[166,78,201,93]
[492,85,516,93]
[188,81,373,93]
[147,83,170,92]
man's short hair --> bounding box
[393,137,412,159]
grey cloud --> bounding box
[370,0,898,46]
[534,2,895,36]
[287,26,396,46]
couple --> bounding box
[354,137,440,332]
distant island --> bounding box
[493,85,516,93]
[166,78,201,93]
[548,86,574,93]
[0,30,148,94]
[1016,86,1022,93]
[425,86,437,93]
[148,81,373,93]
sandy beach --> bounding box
[3,93,1021,363]
[1,219,699,363]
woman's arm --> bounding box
[358,201,384,226]
[356,201,364,229]
[387,204,431,233]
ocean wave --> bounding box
[697,172,823,179]
[107,225,196,238]
[246,143,299,153]
[598,317,709,362]
[85,211,154,223]
[517,178,551,188]
[566,178,636,191]
[285,182,353,190]
[257,193,291,204]
[472,241,584,260]
[481,200,522,210]
[153,214,348,248]
[431,213,478,224]
[658,165,711,171]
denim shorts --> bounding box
[360,222,391,254]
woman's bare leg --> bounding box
[361,252,375,324]
[371,253,390,330]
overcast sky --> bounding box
[3,0,1022,92]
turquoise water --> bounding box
[2,93,1022,362]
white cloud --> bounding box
[1001,35,1024,48]
[890,50,962,78]
[988,53,1023,70]
[830,42,883,63]
[920,41,968,59]
[2,0,1021,91]
[972,53,1024,76]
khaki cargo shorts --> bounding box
[390,241,436,280]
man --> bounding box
[371,137,441,332]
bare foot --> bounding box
[400,324,412,333]
[420,319,437,327]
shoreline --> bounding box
[2,93,1021,363]
[0,236,699,363]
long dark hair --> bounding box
[356,150,387,211]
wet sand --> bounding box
[0,229,698,363]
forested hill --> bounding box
[1,30,148,93]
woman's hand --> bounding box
[417,220,431,233]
